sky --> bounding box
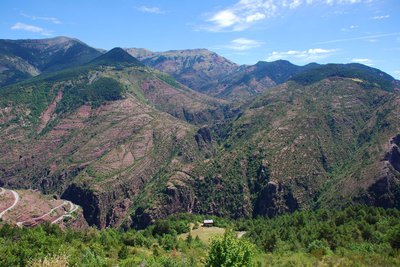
[1,0,399,78]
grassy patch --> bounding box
[179,225,226,244]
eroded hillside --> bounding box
[0,49,222,228]
[133,77,400,225]
[0,40,399,230]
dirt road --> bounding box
[0,188,20,219]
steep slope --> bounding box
[0,48,224,228]
[0,36,102,86]
[126,48,239,93]
[131,76,400,225]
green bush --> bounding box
[389,224,400,249]
[206,230,255,267]
[307,239,332,258]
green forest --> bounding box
[1,205,400,266]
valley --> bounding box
[0,35,399,266]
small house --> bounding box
[203,219,213,227]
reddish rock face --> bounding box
[37,88,64,133]
[0,95,195,227]
[127,48,239,94]
[0,62,209,228]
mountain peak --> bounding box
[48,36,85,45]
[255,59,296,66]
[90,47,143,67]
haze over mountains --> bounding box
[0,36,399,229]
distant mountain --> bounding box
[126,48,239,93]
[90,47,143,67]
[210,60,319,99]
[125,48,154,58]
[127,48,323,100]
[130,49,400,101]
[244,60,318,84]
[215,61,400,100]
[0,36,102,86]
[290,63,398,91]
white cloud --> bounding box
[203,0,372,32]
[266,48,337,62]
[372,15,390,20]
[137,6,165,14]
[205,0,277,32]
[10,22,52,36]
[219,38,264,51]
[351,58,373,66]
[21,13,61,24]
[209,10,240,28]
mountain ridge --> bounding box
[125,47,239,94]
[127,46,399,100]
[0,36,102,86]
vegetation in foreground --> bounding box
[1,205,400,266]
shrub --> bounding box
[206,230,255,267]
[389,225,400,249]
[307,239,332,258]
[28,253,69,267]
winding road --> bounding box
[1,187,78,227]
[51,201,79,224]
[16,200,79,227]
[16,202,68,227]
[0,187,20,219]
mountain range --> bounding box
[0,36,399,229]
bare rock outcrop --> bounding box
[253,181,299,217]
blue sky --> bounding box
[1,0,399,78]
